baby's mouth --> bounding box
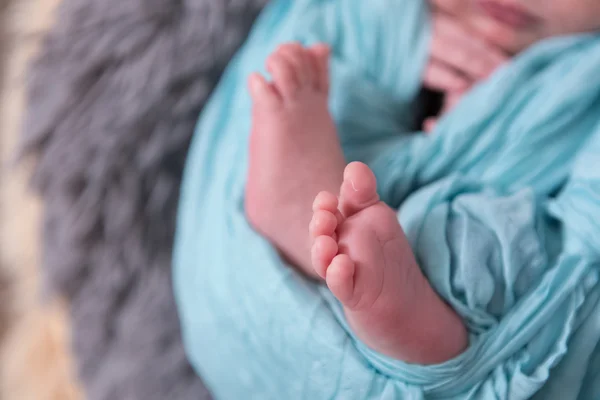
[476,0,541,30]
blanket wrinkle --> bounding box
[174,1,600,399]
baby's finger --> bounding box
[431,15,508,80]
[423,117,438,133]
[423,60,470,92]
[469,13,525,55]
[442,91,464,113]
[429,0,463,16]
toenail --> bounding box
[350,179,358,192]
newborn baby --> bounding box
[245,0,600,365]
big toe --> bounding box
[339,162,380,217]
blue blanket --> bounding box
[173,0,600,398]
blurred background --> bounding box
[0,0,265,397]
[0,0,82,398]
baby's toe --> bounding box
[313,191,338,212]
[311,235,338,279]
[267,51,299,99]
[313,191,343,224]
[339,162,380,218]
[309,43,330,93]
[277,43,313,87]
[310,210,338,238]
[325,254,355,305]
[248,73,280,108]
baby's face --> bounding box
[432,0,600,54]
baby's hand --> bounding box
[424,9,508,92]
[423,6,509,131]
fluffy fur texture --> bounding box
[1,0,82,398]
[18,0,266,399]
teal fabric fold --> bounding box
[173,0,600,398]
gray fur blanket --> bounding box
[20,0,267,398]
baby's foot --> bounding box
[310,162,468,364]
[246,43,346,277]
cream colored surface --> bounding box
[0,0,82,398]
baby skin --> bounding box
[246,43,467,364]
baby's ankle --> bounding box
[246,199,317,276]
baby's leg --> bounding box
[310,162,468,364]
[246,43,467,363]
[246,43,345,278]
